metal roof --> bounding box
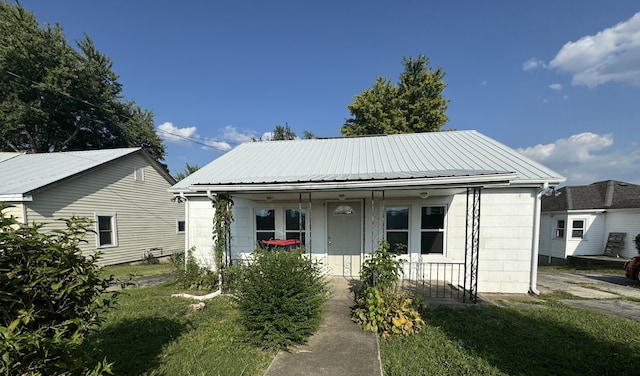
[0,148,141,200]
[173,130,565,192]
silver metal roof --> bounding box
[0,148,140,200]
[172,130,565,192]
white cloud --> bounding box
[222,125,257,143]
[549,83,563,91]
[522,58,546,71]
[549,12,640,87]
[156,122,197,142]
[202,139,232,152]
[517,132,640,185]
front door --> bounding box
[327,201,362,277]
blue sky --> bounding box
[18,1,640,186]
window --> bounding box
[386,207,409,254]
[177,219,186,234]
[96,213,117,248]
[571,219,585,238]
[255,209,275,242]
[421,206,445,254]
[555,219,565,238]
[285,208,306,245]
[134,168,144,181]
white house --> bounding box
[539,180,640,263]
[171,131,564,295]
[0,148,184,265]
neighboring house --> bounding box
[171,130,564,294]
[539,180,640,263]
[0,148,184,265]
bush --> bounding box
[353,241,424,338]
[635,234,640,253]
[0,207,115,375]
[173,250,219,291]
[235,248,329,350]
[352,287,424,339]
[359,240,403,294]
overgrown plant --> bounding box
[173,250,218,290]
[212,194,233,290]
[352,288,424,339]
[635,233,640,253]
[0,206,115,375]
[359,240,403,294]
[353,240,424,338]
[235,248,329,350]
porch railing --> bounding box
[399,261,466,300]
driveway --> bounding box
[536,270,640,321]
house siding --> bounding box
[603,209,640,258]
[184,188,536,293]
[475,188,536,293]
[23,153,183,265]
[3,203,24,223]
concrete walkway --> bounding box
[263,277,383,376]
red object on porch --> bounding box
[261,239,300,247]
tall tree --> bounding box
[0,2,165,161]
[271,123,297,140]
[173,162,200,181]
[341,55,449,136]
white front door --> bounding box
[327,201,362,277]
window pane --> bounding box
[257,232,275,242]
[285,209,305,231]
[256,209,275,230]
[572,220,584,229]
[387,231,408,254]
[99,231,112,246]
[98,216,111,231]
[386,207,408,230]
[421,232,443,254]
[421,206,444,229]
[286,232,306,245]
[177,220,185,233]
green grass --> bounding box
[101,262,175,281]
[380,302,640,376]
[540,264,625,275]
[85,282,274,375]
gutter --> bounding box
[530,182,550,295]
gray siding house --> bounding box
[0,148,184,265]
[539,180,640,263]
[172,130,565,294]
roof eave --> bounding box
[175,172,520,194]
[0,194,33,202]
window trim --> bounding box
[571,218,586,239]
[420,205,446,255]
[95,212,118,248]
[554,219,565,239]
[133,168,144,181]
[385,206,410,255]
[176,219,186,234]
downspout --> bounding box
[180,191,189,272]
[530,182,549,295]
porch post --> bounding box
[464,187,481,303]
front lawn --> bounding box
[85,282,274,375]
[380,299,640,375]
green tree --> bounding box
[173,162,200,181]
[271,123,297,140]
[341,55,449,136]
[0,2,165,161]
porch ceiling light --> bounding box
[265,196,273,202]
[338,194,346,201]
[419,192,430,199]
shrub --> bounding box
[359,240,403,294]
[173,250,219,291]
[635,234,640,253]
[352,287,424,339]
[235,248,329,350]
[0,207,115,375]
[353,240,424,338]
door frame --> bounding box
[325,200,364,276]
